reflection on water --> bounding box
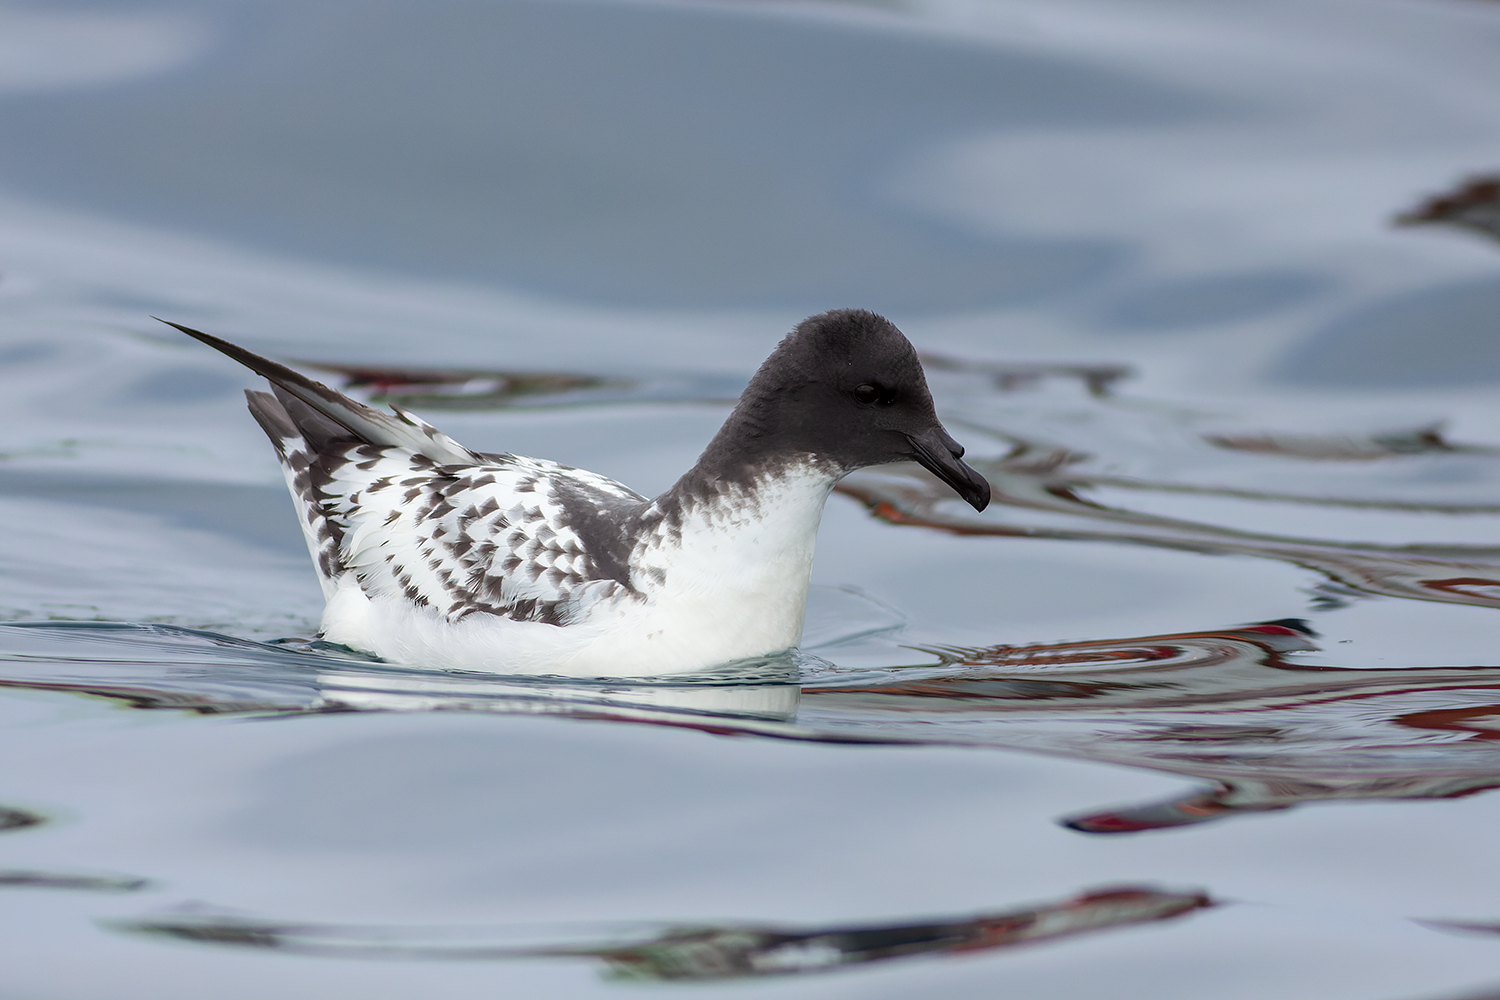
[0,871,150,893]
[0,621,804,722]
[919,353,1133,398]
[0,806,44,833]
[806,622,1500,830]
[298,360,614,410]
[1397,174,1500,248]
[11,612,1500,835]
[1412,989,1500,1000]
[6,0,1500,995]
[837,410,1500,613]
[6,338,1500,989]
[294,359,752,412]
[114,886,1210,981]
[1202,425,1483,462]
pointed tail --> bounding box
[161,319,479,465]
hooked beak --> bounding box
[906,427,990,511]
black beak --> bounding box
[906,427,990,511]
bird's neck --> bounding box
[661,457,840,539]
[653,376,851,571]
[683,381,842,486]
[631,460,840,657]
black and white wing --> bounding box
[171,321,647,626]
[318,447,646,625]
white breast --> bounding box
[319,464,840,676]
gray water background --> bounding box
[5,0,1500,996]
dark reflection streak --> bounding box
[113,886,1211,981]
[802,623,1500,831]
[1078,473,1500,515]
[919,355,1133,397]
[1201,425,1484,462]
[1402,990,1500,1000]
[837,455,1500,611]
[954,451,1500,552]
[937,424,1500,511]
[1396,174,1500,247]
[0,806,44,832]
[294,360,636,411]
[0,678,323,717]
[1416,919,1500,937]
[306,357,1150,414]
[0,871,150,892]
[297,361,607,395]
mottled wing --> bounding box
[245,389,349,599]
[318,447,646,625]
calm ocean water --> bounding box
[4,0,1500,996]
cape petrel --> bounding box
[170,310,989,676]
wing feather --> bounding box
[320,448,644,625]
[180,323,645,626]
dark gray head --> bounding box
[697,309,990,510]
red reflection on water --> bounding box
[1064,793,1268,834]
[294,360,609,409]
[801,621,1500,832]
[1396,705,1500,742]
[1423,578,1500,601]
[1396,173,1500,246]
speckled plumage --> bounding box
[174,311,989,676]
[271,432,640,623]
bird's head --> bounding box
[725,309,990,511]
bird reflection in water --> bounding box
[10,617,1500,834]
[114,886,1210,981]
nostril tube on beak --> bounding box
[906,427,990,512]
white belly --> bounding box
[319,466,837,677]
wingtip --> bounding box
[155,316,236,352]
[168,318,479,464]
[160,316,314,385]
[152,316,191,334]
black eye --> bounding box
[852,383,881,404]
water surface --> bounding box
[6,0,1500,997]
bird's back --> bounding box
[247,388,646,630]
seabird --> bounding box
[169,310,990,676]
